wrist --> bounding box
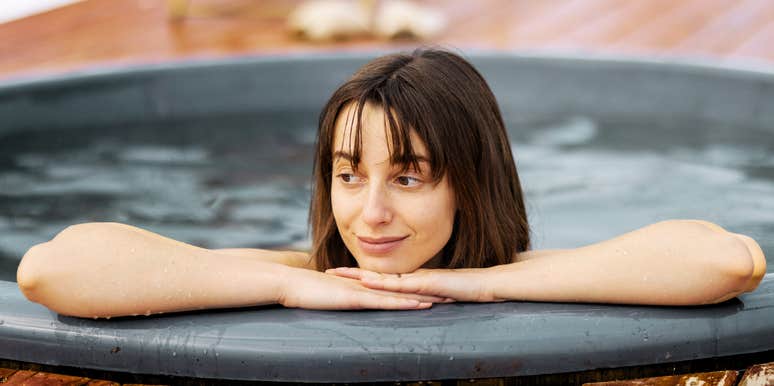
[485,262,522,301]
[269,262,296,305]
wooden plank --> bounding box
[3,369,38,385]
[668,0,774,56]
[504,0,628,47]
[15,371,90,385]
[583,370,738,386]
[0,368,18,382]
[0,367,122,386]
[730,18,774,61]
[738,361,774,386]
[83,381,121,386]
[607,0,739,51]
[545,0,680,49]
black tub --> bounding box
[0,53,772,383]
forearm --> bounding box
[492,220,764,305]
[214,248,314,270]
[17,223,289,318]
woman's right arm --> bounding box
[16,222,437,318]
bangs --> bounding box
[336,90,446,182]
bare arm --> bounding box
[213,248,316,270]
[514,249,567,261]
[495,220,766,305]
[17,223,443,317]
[16,223,293,318]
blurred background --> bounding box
[1,0,773,81]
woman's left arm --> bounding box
[487,220,765,305]
[327,220,767,306]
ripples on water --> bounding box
[1,113,772,281]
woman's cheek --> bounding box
[412,193,454,238]
[330,187,352,230]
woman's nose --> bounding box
[361,183,392,227]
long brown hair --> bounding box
[309,48,529,271]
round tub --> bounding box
[0,53,772,383]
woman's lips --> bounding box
[357,235,408,255]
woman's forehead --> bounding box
[331,102,429,159]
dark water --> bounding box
[1,113,772,281]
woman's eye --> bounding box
[395,176,421,187]
[337,173,360,184]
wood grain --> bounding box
[0,0,772,81]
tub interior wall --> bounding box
[1,55,773,282]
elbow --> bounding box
[17,223,125,318]
[666,220,766,305]
[16,223,96,303]
[728,233,766,292]
[702,232,765,305]
[17,239,98,318]
[17,241,52,303]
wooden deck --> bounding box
[1,0,773,81]
[1,362,773,385]
[0,367,118,385]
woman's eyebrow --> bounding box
[332,151,431,164]
[332,151,353,162]
[395,156,431,167]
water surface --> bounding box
[1,113,772,281]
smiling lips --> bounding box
[357,235,408,254]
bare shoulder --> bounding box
[213,248,316,270]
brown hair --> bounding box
[309,48,529,271]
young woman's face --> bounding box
[330,103,457,274]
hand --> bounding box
[325,266,506,303]
[278,267,448,310]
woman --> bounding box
[16,49,767,318]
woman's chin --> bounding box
[355,256,419,274]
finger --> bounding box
[353,292,433,310]
[325,267,385,281]
[361,274,432,295]
[362,272,485,301]
[369,288,447,303]
[324,268,363,279]
[331,275,445,303]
